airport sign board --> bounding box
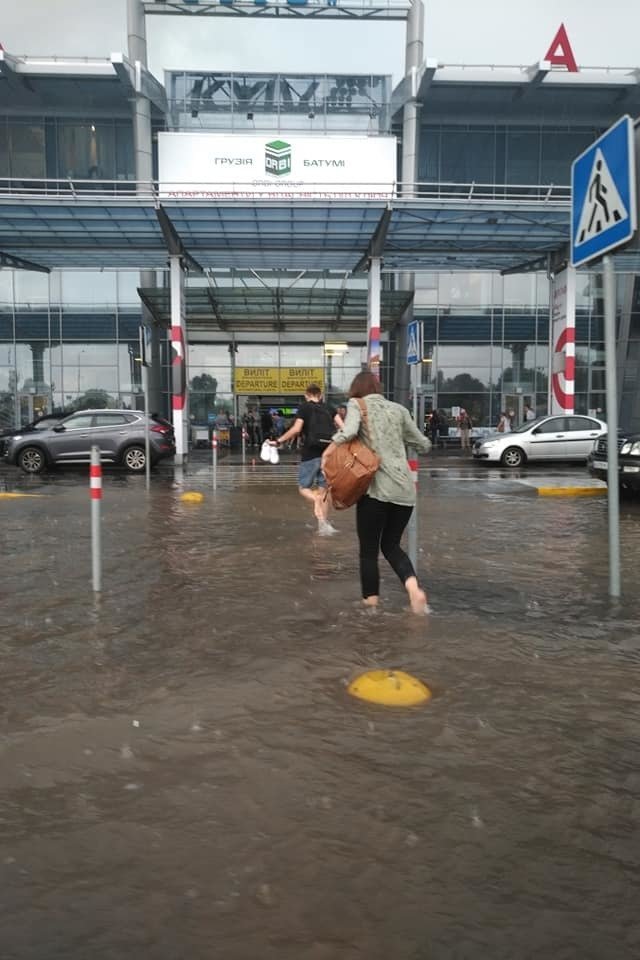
[159,133,397,199]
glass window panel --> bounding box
[0,314,14,341]
[503,274,537,308]
[62,343,118,366]
[118,313,141,340]
[541,131,596,185]
[438,272,493,307]
[440,130,495,183]
[437,392,490,426]
[57,122,116,180]
[506,130,540,184]
[73,367,118,393]
[438,312,491,342]
[0,119,8,177]
[435,344,491,385]
[117,272,142,305]
[118,343,143,393]
[8,121,45,179]
[62,313,117,340]
[280,344,324,366]
[14,272,49,306]
[235,344,280,366]
[14,311,49,340]
[502,311,536,341]
[61,273,117,307]
[188,344,232,366]
[0,271,12,303]
[115,123,135,181]
[189,366,231,394]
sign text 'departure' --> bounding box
[234,367,325,394]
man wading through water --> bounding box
[270,384,343,536]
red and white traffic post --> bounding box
[90,445,102,593]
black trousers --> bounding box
[356,495,416,599]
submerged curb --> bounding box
[537,486,607,497]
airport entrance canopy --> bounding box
[138,284,413,334]
[0,180,572,274]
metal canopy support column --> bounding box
[170,255,189,461]
[128,0,162,415]
[394,0,423,408]
[367,257,382,376]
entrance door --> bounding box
[18,393,50,426]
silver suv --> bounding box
[4,409,175,474]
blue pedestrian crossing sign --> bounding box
[571,115,636,267]
[406,320,422,365]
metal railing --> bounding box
[0,177,571,205]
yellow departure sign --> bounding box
[234,367,325,394]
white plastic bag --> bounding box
[269,444,280,465]
[260,440,272,462]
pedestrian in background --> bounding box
[323,371,432,615]
[497,411,511,434]
[457,407,473,453]
[524,403,536,421]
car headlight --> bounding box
[621,440,640,455]
[481,440,499,449]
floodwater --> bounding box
[1,454,640,959]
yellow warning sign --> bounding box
[234,367,324,395]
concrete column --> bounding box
[367,257,382,377]
[394,0,424,408]
[128,0,163,414]
[170,255,189,460]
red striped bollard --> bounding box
[407,456,419,571]
[90,445,102,593]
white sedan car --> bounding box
[473,415,607,468]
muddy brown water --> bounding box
[1,459,640,959]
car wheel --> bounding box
[122,445,146,473]
[501,446,525,468]
[17,446,46,474]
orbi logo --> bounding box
[265,140,291,177]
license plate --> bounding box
[623,465,640,473]
[591,460,607,469]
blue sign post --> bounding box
[571,115,636,268]
[571,115,638,599]
[406,319,422,365]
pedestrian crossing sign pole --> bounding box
[571,115,638,599]
[571,115,636,268]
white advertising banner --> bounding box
[549,266,576,415]
[158,133,397,199]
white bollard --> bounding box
[212,430,218,492]
[90,445,102,593]
[241,428,247,465]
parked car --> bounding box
[0,412,68,458]
[588,431,640,493]
[4,409,175,474]
[472,414,607,468]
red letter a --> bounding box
[544,23,578,72]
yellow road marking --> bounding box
[537,486,606,497]
[0,492,45,499]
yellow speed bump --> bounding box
[348,670,431,707]
[180,491,205,504]
[537,486,606,497]
[0,492,44,499]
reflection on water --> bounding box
[1,465,640,959]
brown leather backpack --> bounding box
[322,399,381,510]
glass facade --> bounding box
[0,117,135,183]
[420,124,603,186]
[0,271,146,430]
[414,270,614,427]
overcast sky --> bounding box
[1,0,637,85]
